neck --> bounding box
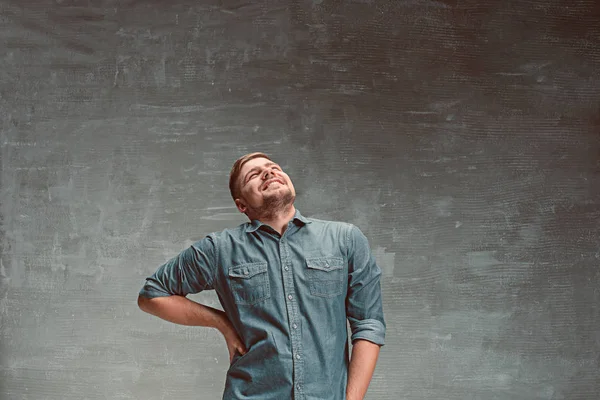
[255,204,296,235]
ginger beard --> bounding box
[245,180,295,221]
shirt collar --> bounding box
[245,209,311,233]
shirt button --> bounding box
[296,384,301,390]
[243,270,249,275]
[292,324,297,329]
[284,266,289,271]
[295,354,300,360]
[288,295,293,300]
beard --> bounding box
[248,187,295,220]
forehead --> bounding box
[240,157,277,174]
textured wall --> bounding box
[1,0,599,399]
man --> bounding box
[138,152,385,400]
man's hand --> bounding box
[138,295,246,363]
[220,322,247,363]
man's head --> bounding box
[229,152,296,220]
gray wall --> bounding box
[1,0,599,399]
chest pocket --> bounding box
[228,262,270,305]
[306,256,345,298]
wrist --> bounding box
[214,310,232,334]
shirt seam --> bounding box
[213,233,221,288]
[345,223,353,263]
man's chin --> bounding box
[262,190,295,208]
[263,187,290,197]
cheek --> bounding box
[241,183,258,198]
[247,184,259,195]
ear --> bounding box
[234,198,247,214]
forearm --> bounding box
[346,339,381,400]
[138,294,230,333]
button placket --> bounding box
[279,234,303,399]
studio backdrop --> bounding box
[1,0,599,399]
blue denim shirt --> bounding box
[139,210,386,400]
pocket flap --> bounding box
[306,256,344,272]
[228,262,268,279]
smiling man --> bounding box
[138,152,385,400]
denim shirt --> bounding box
[139,210,386,400]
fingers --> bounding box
[229,334,246,354]
[229,344,247,362]
[224,331,248,363]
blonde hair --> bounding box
[229,152,272,201]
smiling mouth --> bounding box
[263,179,284,190]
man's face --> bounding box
[235,157,296,218]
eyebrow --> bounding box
[243,162,278,184]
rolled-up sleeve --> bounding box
[346,224,386,346]
[139,235,217,299]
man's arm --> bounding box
[346,339,381,400]
[138,237,246,361]
[138,295,246,361]
[138,294,225,327]
[345,224,386,399]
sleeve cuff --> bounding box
[350,318,386,346]
[138,281,173,299]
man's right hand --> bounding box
[138,295,247,363]
[220,320,247,363]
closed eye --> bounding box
[243,163,282,185]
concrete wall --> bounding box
[1,0,598,398]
